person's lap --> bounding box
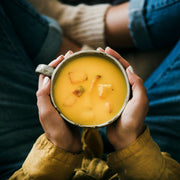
[145,39,180,162]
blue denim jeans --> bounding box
[128,0,180,162]
[145,39,180,163]
[129,0,180,50]
[0,0,62,179]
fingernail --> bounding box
[128,66,134,74]
[97,47,104,51]
[105,46,111,51]
[43,76,50,86]
[56,55,64,60]
[65,50,73,57]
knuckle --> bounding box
[36,89,42,97]
[36,88,46,98]
[39,108,52,120]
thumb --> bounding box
[36,76,54,116]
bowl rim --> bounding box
[50,50,130,128]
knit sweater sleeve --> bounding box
[107,127,180,179]
[28,0,110,49]
[9,134,83,180]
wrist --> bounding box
[45,133,82,154]
[113,126,146,151]
[113,134,137,151]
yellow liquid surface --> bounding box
[53,55,127,126]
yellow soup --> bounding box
[53,55,127,126]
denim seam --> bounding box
[128,0,154,49]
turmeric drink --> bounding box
[52,53,129,127]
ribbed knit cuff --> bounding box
[61,4,110,49]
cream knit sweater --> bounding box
[28,0,110,48]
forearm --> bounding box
[105,2,134,48]
[9,134,83,180]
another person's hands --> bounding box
[99,47,149,151]
[36,51,82,153]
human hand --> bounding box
[36,51,82,153]
[98,47,149,151]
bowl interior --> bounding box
[50,50,130,127]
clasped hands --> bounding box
[36,47,149,154]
